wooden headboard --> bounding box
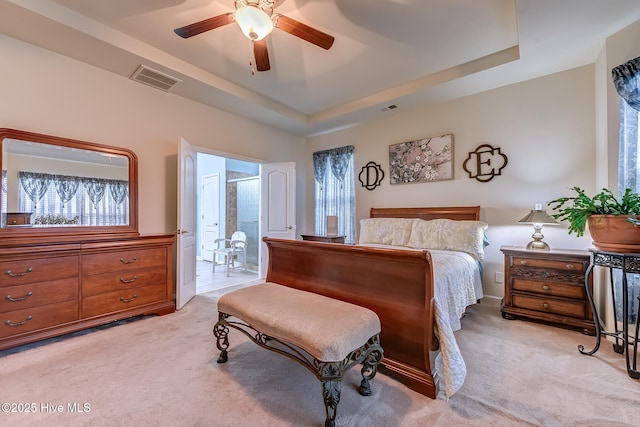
[369,206,481,221]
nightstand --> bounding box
[5,212,32,226]
[501,246,595,335]
[300,234,345,244]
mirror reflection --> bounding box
[1,138,129,228]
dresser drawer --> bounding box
[82,269,167,296]
[0,256,79,287]
[511,256,585,273]
[512,294,586,319]
[0,300,79,338]
[83,248,167,276]
[512,278,585,300]
[0,278,78,313]
[82,284,167,318]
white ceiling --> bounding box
[2,0,640,137]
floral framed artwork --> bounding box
[389,134,453,184]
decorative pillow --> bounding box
[358,218,416,246]
[407,218,489,261]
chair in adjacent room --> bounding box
[213,231,248,277]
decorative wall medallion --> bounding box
[358,162,385,190]
[463,144,508,182]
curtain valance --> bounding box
[312,145,355,185]
[18,172,128,207]
[612,56,640,111]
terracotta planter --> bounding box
[588,215,640,252]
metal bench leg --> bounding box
[213,313,230,363]
[320,364,341,427]
[359,342,384,396]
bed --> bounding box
[263,206,486,399]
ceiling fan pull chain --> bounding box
[249,39,255,75]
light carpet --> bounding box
[1,289,638,427]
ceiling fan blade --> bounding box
[275,15,335,50]
[174,13,235,38]
[253,39,271,72]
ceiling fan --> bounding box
[174,0,335,73]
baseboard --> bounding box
[479,295,502,307]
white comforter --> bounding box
[358,245,482,399]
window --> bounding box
[614,56,640,323]
[18,172,128,226]
[312,146,356,243]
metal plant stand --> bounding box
[581,250,640,379]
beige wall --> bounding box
[0,34,306,237]
[306,66,597,300]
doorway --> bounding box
[195,153,259,294]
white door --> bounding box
[201,174,220,263]
[259,162,296,278]
[176,138,197,309]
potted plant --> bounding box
[548,187,640,250]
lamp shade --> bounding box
[326,215,338,236]
[235,5,273,41]
[517,209,559,225]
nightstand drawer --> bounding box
[511,256,585,273]
[512,294,586,319]
[512,278,585,300]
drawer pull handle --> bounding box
[120,257,138,265]
[5,267,33,277]
[120,276,138,284]
[520,260,528,266]
[542,285,550,291]
[566,264,575,270]
[543,302,550,309]
[120,294,138,303]
[5,315,33,327]
[5,291,33,302]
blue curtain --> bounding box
[614,57,640,324]
[18,172,128,226]
[612,56,640,111]
[313,146,356,243]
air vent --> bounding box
[131,65,181,92]
[379,104,398,112]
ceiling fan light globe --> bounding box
[235,6,273,41]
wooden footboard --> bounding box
[264,237,439,398]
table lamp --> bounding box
[518,204,559,250]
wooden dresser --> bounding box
[0,128,176,351]
[500,246,594,335]
[0,235,174,350]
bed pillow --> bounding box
[407,218,489,261]
[358,218,416,246]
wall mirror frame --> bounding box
[0,128,139,245]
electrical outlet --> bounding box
[495,272,504,283]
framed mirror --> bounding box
[0,128,138,243]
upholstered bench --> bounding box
[213,282,384,427]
